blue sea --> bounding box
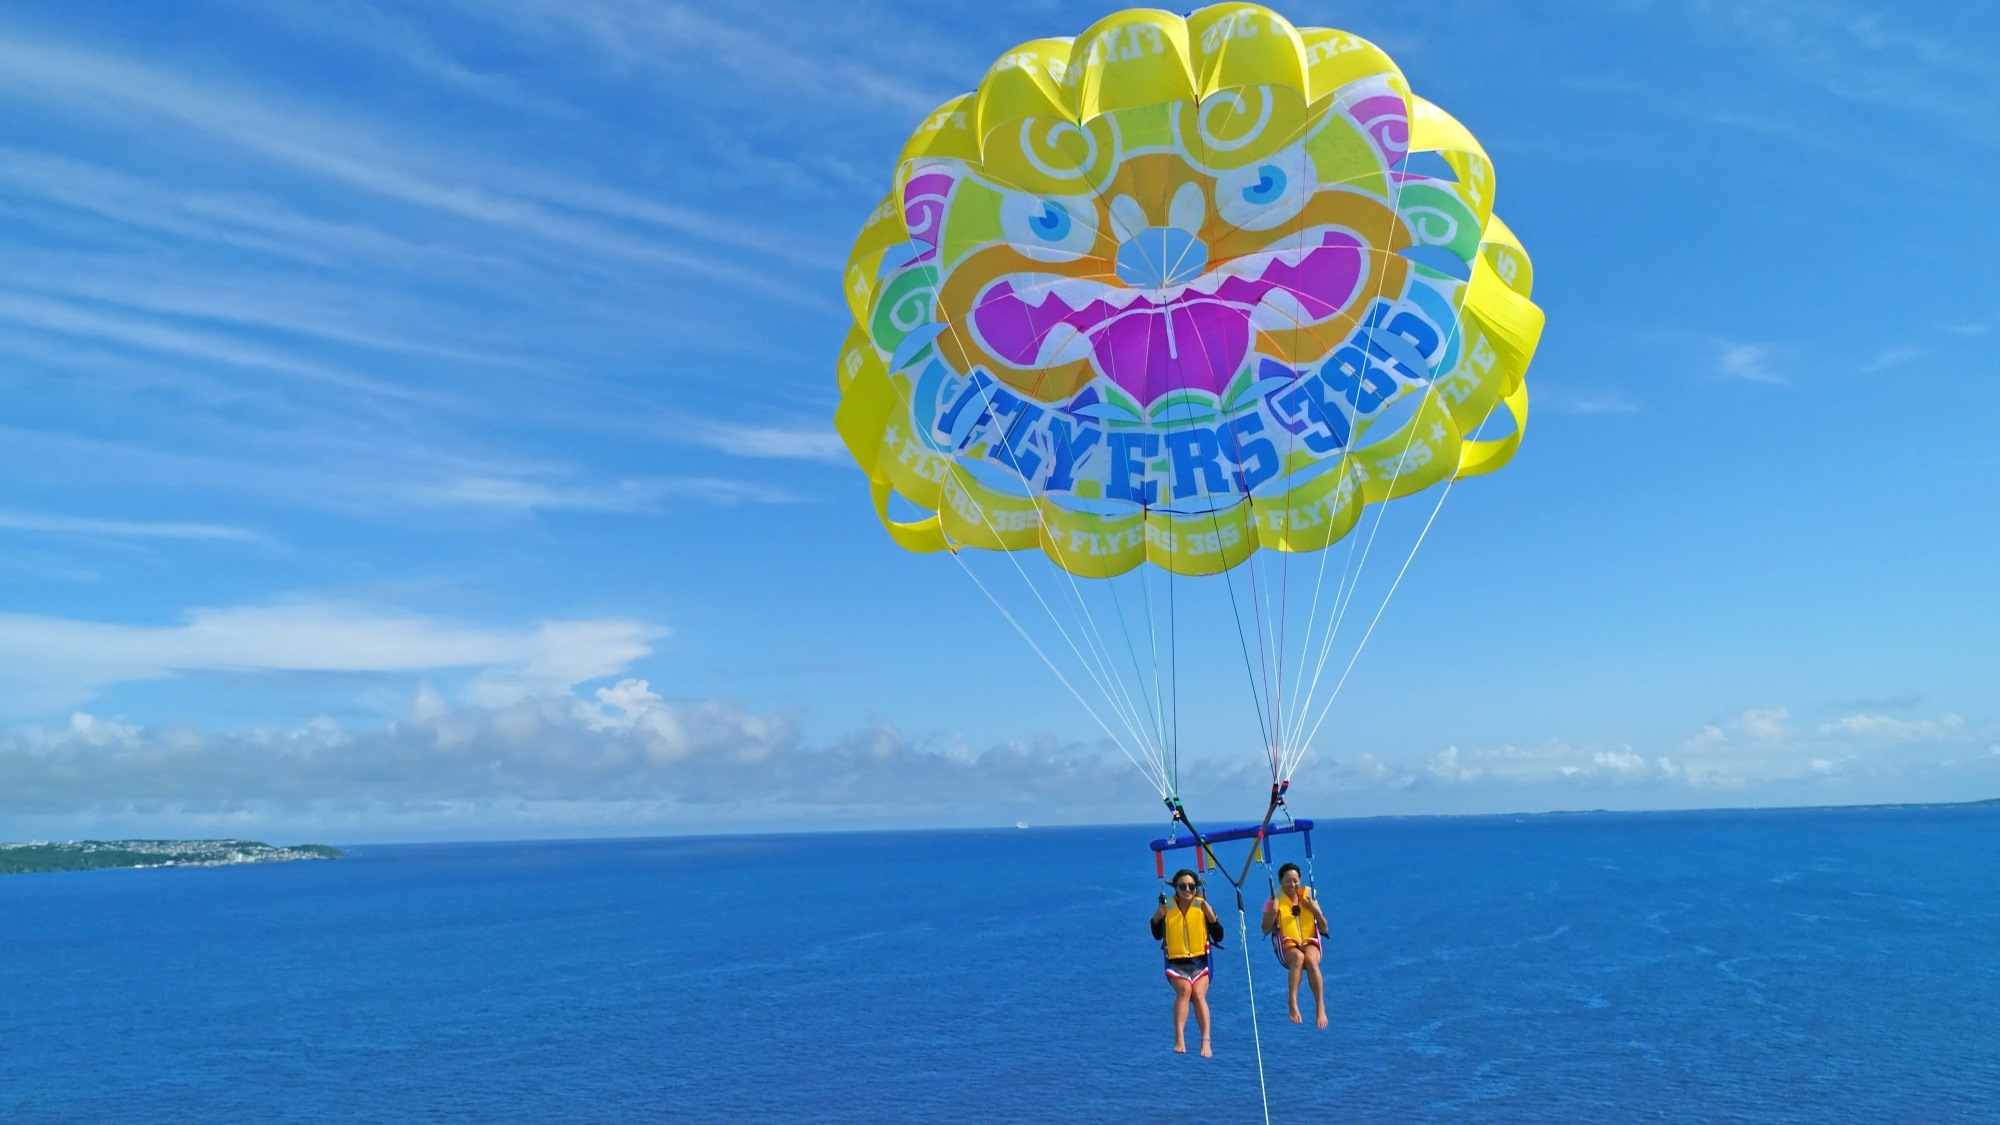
[2,805,1996,1122]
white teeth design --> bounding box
[1099,286,1149,310]
[1035,322,1096,366]
[1251,287,1314,331]
[995,224,1351,328]
[1008,272,1066,309]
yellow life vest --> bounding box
[1273,886,1321,946]
[1161,899,1211,959]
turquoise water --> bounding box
[2,805,1996,1121]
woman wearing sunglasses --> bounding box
[1262,862,1329,1028]
[1150,869,1224,1056]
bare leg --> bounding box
[1191,972,1213,1057]
[1283,945,1304,1023]
[1304,944,1328,1028]
[1169,975,1192,1053]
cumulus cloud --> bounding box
[0,601,663,713]
[1361,701,1993,806]
[0,679,1152,832]
[5,665,1990,839]
[1419,740,1663,787]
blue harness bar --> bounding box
[1151,819,1314,877]
[1152,818,1314,853]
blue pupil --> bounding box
[1243,165,1286,204]
[1031,202,1071,240]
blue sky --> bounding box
[0,0,1995,843]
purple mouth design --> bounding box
[968,230,1368,404]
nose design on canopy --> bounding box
[1116,227,1210,289]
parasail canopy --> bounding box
[837,4,1544,580]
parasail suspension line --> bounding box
[1237,901,1273,1125]
[949,550,1168,795]
[1291,477,1456,775]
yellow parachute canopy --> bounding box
[837,4,1543,578]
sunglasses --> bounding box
[1174,882,1198,891]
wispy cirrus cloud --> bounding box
[0,290,434,403]
[0,28,828,305]
[0,417,796,525]
[1676,0,2000,147]
[1542,389,1642,416]
[0,601,665,714]
[1714,339,1786,384]
[0,511,273,546]
[1816,712,1964,742]
[6,257,534,369]
[420,473,794,511]
[0,147,504,273]
[460,0,958,117]
[687,421,848,463]
[221,0,575,116]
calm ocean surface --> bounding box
[2,805,1996,1122]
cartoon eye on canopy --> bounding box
[836,4,1544,579]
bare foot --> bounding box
[1174,1041,1187,1054]
[1316,1009,1329,1029]
[1288,1006,1303,1024]
[1200,1041,1212,1058]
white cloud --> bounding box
[0,29,827,305]
[227,0,572,115]
[1593,749,1647,773]
[1687,1,2000,147]
[1859,345,1923,374]
[1372,703,1994,802]
[419,473,793,511]
[1817,713,1964,742]
[0,683,1146,835]
[7,255,531,369]
[1428,745,1477,782]
[1740,707,1790,742]
[0,147,496,274]
[0,602,664,713]
[690,422,849,463]
[1689,708,1791,747]
[1551,394,1642,416]
[462,0,954,117]
[0,290,428,403]
[0,511,271,545]
[1716,340,1786,384]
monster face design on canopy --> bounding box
[838,5,1544,577]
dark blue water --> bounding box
[2,805,1996,1122]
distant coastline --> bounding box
[0,839,342,876]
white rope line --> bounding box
[1140,560,1172,789]
[1279,141,1491,766]
[1237,903,1272,1125]
[1275,179,1419,760]
[935,342,1169,775]
[949,549,1169,795]
[1283,219,1483,775]
[1290,475,1456,777]
[877,317,1169,787]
